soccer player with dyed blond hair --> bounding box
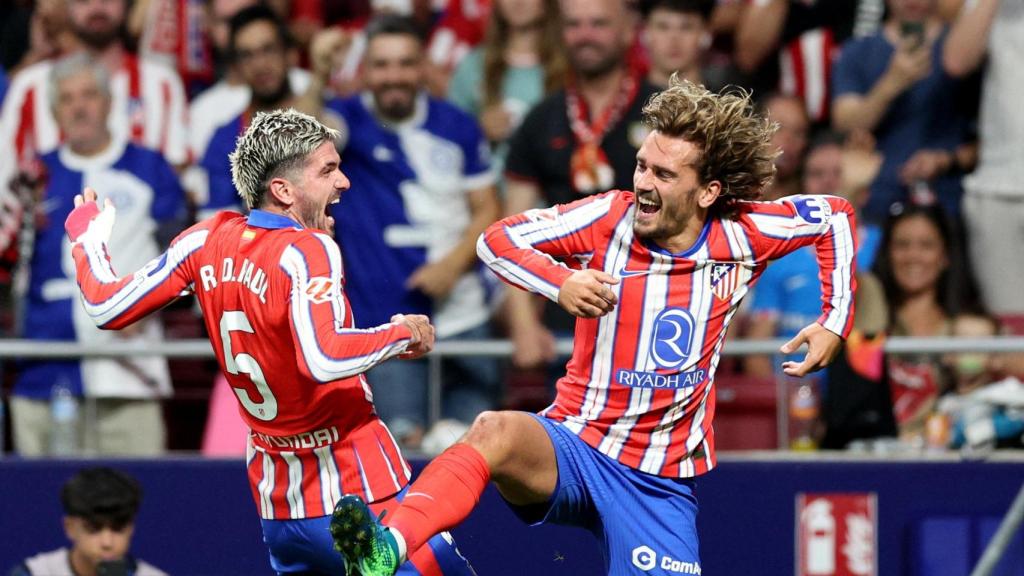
[333,79,858,575]
[63,108,475,575]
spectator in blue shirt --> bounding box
[831,0,975,223]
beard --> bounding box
[251,78,291,109]
[73,18,123,50]
[569,44,625,79]
[632,186,698,243]
[291,196,328,232]
[372,85,417,121]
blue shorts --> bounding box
[511,414,702,575]
[261,487,475,575]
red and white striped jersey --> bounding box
[479,190,857,477]
[71,209,415,519]
[0,53,188,193]
[779,28,837,123]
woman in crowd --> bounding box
[873,202,967,442]
[447,0,566,153]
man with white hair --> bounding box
[63,108,476,575]
[0,0,188,205]
[9,53,185,457]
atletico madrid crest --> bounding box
[709,263,739,301]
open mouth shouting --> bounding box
[324,195,340,229]
[636,194,662,224]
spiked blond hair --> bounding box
[642,77,779,219]
[229,108,340,209]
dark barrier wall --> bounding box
[0,456,1022,575]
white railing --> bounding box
[3,336,1022,358]
[3,336,1024,447]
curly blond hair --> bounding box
[642,77,778,219]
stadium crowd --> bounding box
[0,0,1022,458]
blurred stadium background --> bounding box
[3,0,1024,573]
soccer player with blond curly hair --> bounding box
[333,78,859,575]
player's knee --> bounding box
[465,411,505,443]
[462,411,512,463]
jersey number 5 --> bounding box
[220,311,279,421]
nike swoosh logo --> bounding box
[618,267,652,278]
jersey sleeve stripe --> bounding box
[747,213,826,238]
[79,229,207,326]
[510,194,613,244]
[820,211,856,336]
[312,233,349,333]
[280,245,410,382]
[477,194,615,299]
[476,234,563,301]
[83,240,119,283]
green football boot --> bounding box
[330,494,401,576]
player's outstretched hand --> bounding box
[780,323,843,377]
[392,313,435,359]
[65,187,116,244]
[558,269,620,319]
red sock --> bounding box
[387,443,491,556]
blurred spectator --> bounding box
[0,1,30,71]
[831,0,975,223]
[426,0,492,95]
[448,0,566,155]
[503,0,657,359]
[9,54,184,457]
[943,0,1024,321]
[186,0,311,202]
[639,0,716,90]
[9,467,166,576]
[324,15,502,448]
[0,66,7,106]
[0,0,188,204]
[819,273,898,449]
[505,0,653,206]
[297,0,456,101]
[128,0,213,93]
[288,0,373,51]
[196,5,307,218]
[937,313,1024,450]
[803,131,845,197]
[759,93,808,201]
[734,0,885,123]
[2,0,77,75]
[874,202,963,442]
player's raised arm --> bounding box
[746,195,858,376]
[477,191,620,305]
[282,233,428,383]
[749,194,859,339]
[66,187,203,330]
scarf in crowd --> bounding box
[565,68,640,196]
